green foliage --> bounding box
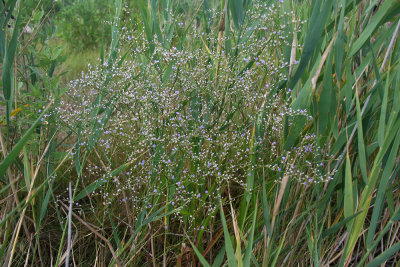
[55,0,113,51]
[1,0,400,266]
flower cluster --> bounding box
[54,1,331,231]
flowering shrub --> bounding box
[55,1,332,232]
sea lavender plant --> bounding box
[53,0,332,241]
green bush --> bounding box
[55,0,112,51]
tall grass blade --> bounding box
[189,240,211,267]
[2,11,19,126]
[378,69,390,147]
[288,0,332,90]
[212,245,226,267]
[365,242,400,267]
[220,198,238,267]
[322,211,361,238]
[23,147,31,190]
[243,200,257,267]
[335,0,346,82]
[261,180,271,237]
[229,0,244,29]
[355,86,368,184]
[344,151,354,230]
[225,5,232,56]
[0,0,17,57]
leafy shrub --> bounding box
[54,0,112,50]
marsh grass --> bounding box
[0,0,399,266]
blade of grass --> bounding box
[335,0,346,82]
[188,239,211,267]
[344,150,354,231]
[2,10,19,126]
[229,0,244,29]
[322,211,361,238]
[377,66,390,147]
[348,0,394,57]
[220,198,238,267]
[262,179,271,237]
[365,242,400,267]
[270,229,287,267]
[288,0,333,90]
[243,200,257,267]
[355,85,368,184]
[212,245,226,267]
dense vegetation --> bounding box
[0,0,399,266]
